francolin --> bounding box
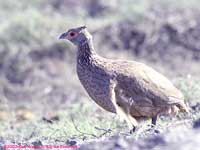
[59,26,189,132]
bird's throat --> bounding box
[77,39,96,66]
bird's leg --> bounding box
[145,116,158,133]
[115,102,138,132]
[151,116,157,127]
[109,79,138,133]
[127,114,138,133]
[148,116,161,133]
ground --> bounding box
[0,0,200,149]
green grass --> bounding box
[175,76,200,105]
[0,101,122,142]
[0,76,200,143]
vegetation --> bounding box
[0,0,200,149]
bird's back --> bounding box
[105,60,188,116]
[111,60,183,100]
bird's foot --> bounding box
[129,126,136,134]
[150,123,156,128]
[146,124,160,134]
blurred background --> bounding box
[0,0,200,148]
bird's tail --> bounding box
[176,101,190,113]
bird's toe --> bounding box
[146,126,161,134]
[129,126,136,134]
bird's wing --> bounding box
[115,61,184,106]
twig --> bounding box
[70,115,98,138]
[28,126,37,139]
[49,129,60,139]
[94,127,112,137]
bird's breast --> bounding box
[76,64,116,113]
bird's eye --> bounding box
[69,32,76,37]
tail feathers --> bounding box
[169,97,189,113]
[176,101,190,113]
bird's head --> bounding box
[58,26,92,46]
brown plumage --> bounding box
[59,26,189,132]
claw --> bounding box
[129,126,136,134]
[146,126,160,134]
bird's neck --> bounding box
[77,39,97,66]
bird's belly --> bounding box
[129,96,174,117]
[78,71,116,113]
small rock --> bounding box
[0,137,4,150]
[150,135,165,145]
[114,137,128,149]
[154,129,161,134]
[42,117,53,124]
[42,114,60,124]
[144,135,166,149]
[65,139,77,146]
[193,118,200,129]
[0,137,4,145]
[15,108,36,121]
[32,140,42,148]
[191,102,200,111]
[0,145,4,150]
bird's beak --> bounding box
[58,32,68,40]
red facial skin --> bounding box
[66,31,77,40]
